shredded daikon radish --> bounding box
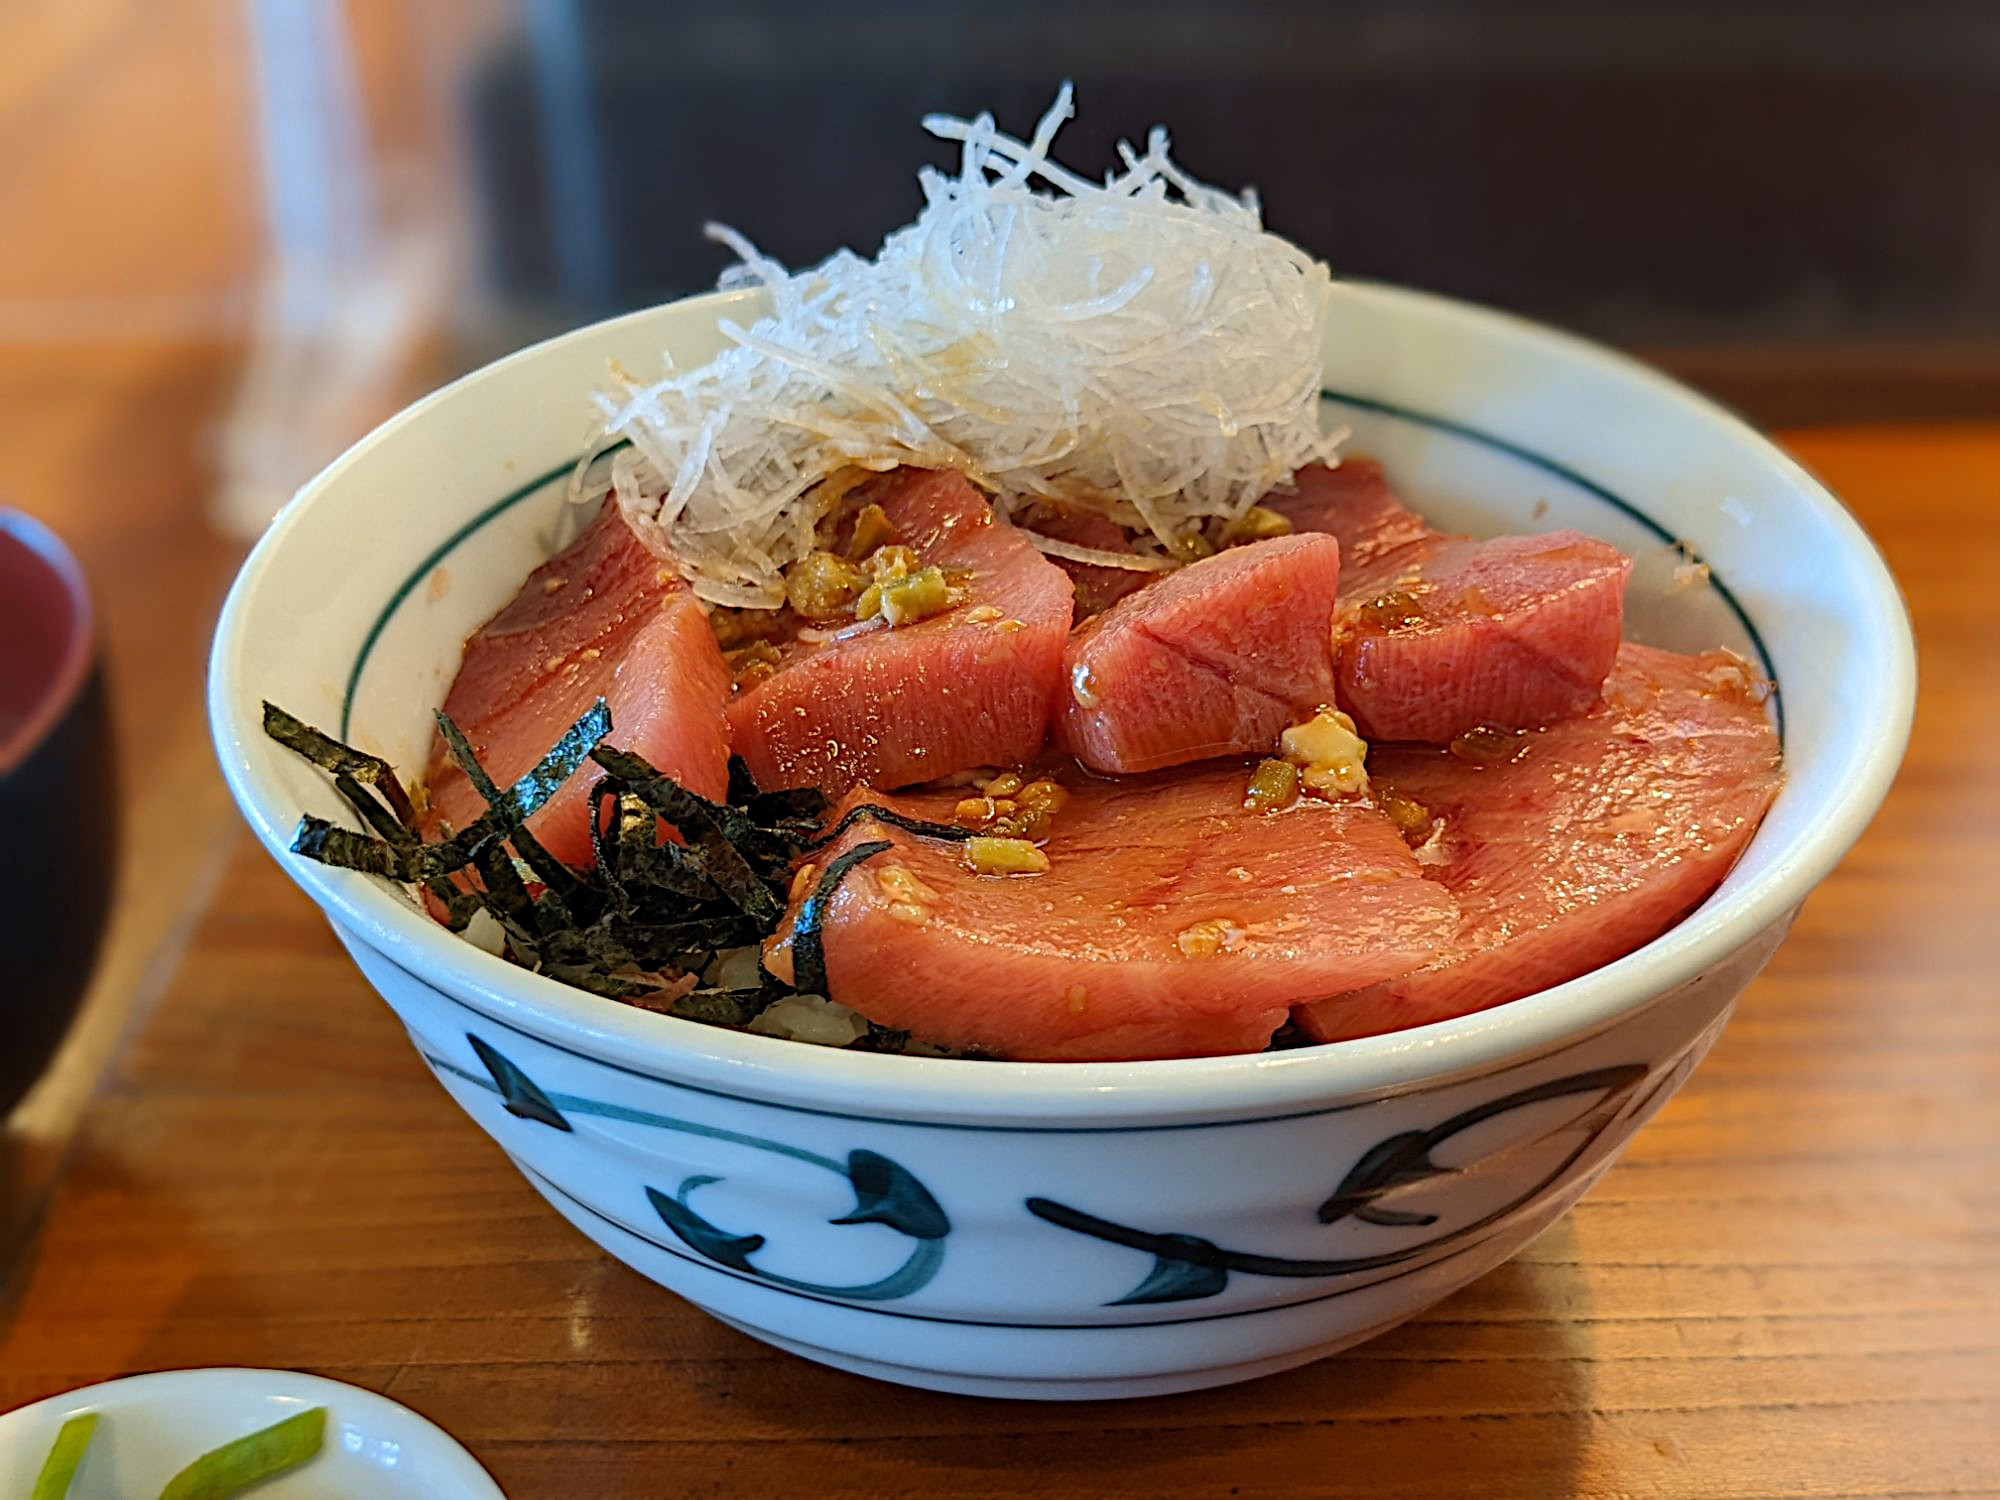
[584,85,1339,608]
[1018,531,1178,573]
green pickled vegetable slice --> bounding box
[30,1412,98,1500]
[155,1406,326,1500]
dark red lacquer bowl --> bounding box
[1,509,114,1115]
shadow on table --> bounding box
[713,1227,1596,1500]
[1,1122,314,1403]
[0,1131,66,1315]
[1,1105,1596,1497]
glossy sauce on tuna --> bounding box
[770,764,1457,1060]
[1293,643,1781,1042]
[421,503,730,867]
[419,455,1779,1062]
[723,469,1074,794]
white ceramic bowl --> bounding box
[209,283,1913,1399]
[0,1368,503,1498]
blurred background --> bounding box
[10,0,2000,532]
[4,6,1996,1456]
[2,0,1996,1181]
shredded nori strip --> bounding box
[288,701,616,888]
[332,772,479,931]
[805,802,976,850]
[265,700,999,1056]
[471,839,545,947]
[291,816,413,879]
[616,834,739,902]
[332,771,411,845]
[423,699,612,871]
[592,745,782,923]
[614,915,766,951]
[789,839,894,998]
[587,781,633,915]
[667,985,771,1028]
[433,708,584,903]
[262,701,417,825]
[728,756,826,824]
[267,700,828,1020]
[851,1020,916,1054]
[537,960,662,1001]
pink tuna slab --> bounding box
[1267,460,1434,570]
[1293,643,1781,1043]
[727,469,1073,794]
[774,764,1456,1061]
[423,502,732,867]
[1056,533,1344,774]
[1272,460,1630,742]
[1339,530,1632,743]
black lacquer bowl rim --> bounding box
[0,508,95,779]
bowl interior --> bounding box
[0,509,93,774]
[208,281,1913,1115]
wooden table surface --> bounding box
[0,411,1994,1499]
[4,12,1995,1494]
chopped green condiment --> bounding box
[30,1412,97,1500]
[786,549,865,621]
[1243,758,1300,813]
[1375,785,1434,836]
[873,566,954,625]
[1219,504,1293,547]
[1356,589,1427,630]
[155,1406,325,1500]
[843,502,895,560]
[1448,724,1532,766]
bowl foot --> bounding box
[706,1311,1418,1400]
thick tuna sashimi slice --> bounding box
[1270,459,1630,740]
[1055,533,1344,774]
[727,469,1073,793]
[423,502,731,867]
[1294,644,1781,1043]
[1337,530,1632,742]
[1267,460,1434,571]
[770,765,1457,1061]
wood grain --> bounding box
[1,424,1994,1498]
[1,12,1995,1492]
[0,339,245,1272]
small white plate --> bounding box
[0,1368,505,1499]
